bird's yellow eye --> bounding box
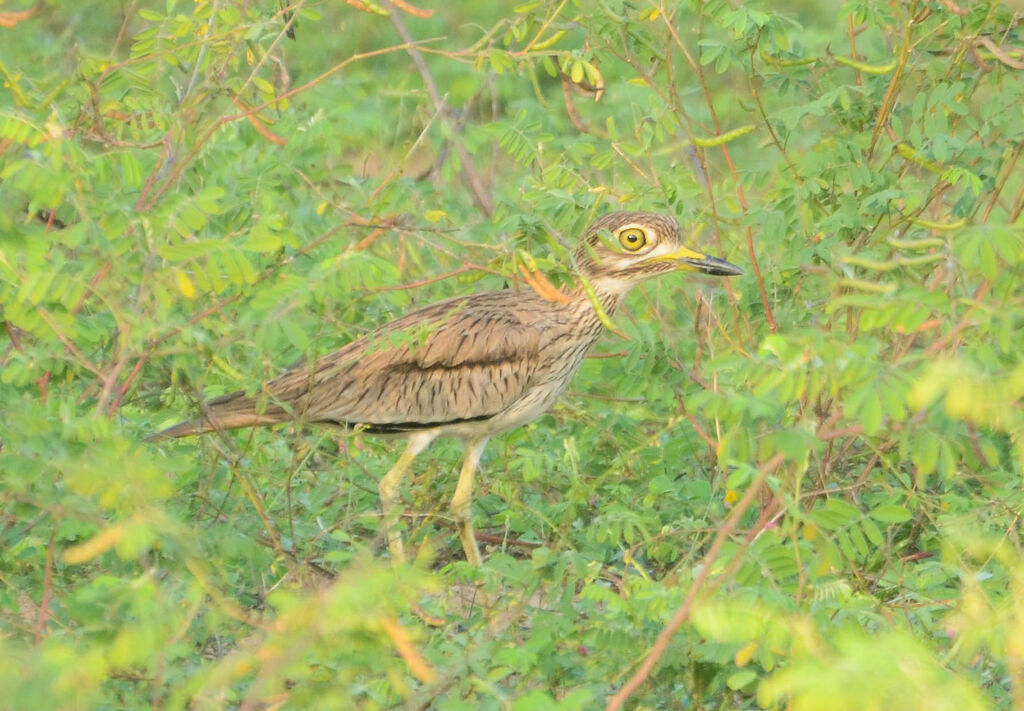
[618,227,648,252]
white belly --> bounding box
[432,377,572,441]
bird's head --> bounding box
[574,211,743,295]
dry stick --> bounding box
[33,526,56,645]
[683,409,717,448]
[384,1,495,218]
[13,258,110,401]
[747,47,801,182]
[709,136,776,332]
[848,15,862,87]
[1009,173,1024,223]
[692,59,775,332]
[70,262,112,316]
[561,75,599,137]
[107,0,136,57]
[648,27,724,250]
[976,36,1024,70]
[364,99,448,207]
[433,519,543,549]
[867,12,914,158]
[981,137,1023,222]
[36,308,102,377]
[606,453,784,711]
[235,0,308,99]
[515,0,569,55]
[3,320,23,353]
[134,135,172,211]
[95,353,129,415]
[230,95,287,145]
[108,354,149,415]
[370,262,507,291]
[937,0,968,15]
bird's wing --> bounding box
[284,292,547,427]
[149,292,553,439]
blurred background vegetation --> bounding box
[1,0,1022,708]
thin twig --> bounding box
[383,1,495,217]
[606,453,784,710]
[976,36,1024,69]
[368,263,499,292]
[981,137,1022,222]
[868,11,915,157]
[108,352,151,415]
[34,525,56,645]
[657,9,774,333]
[3,320,23,352]
[848,15,862,86]
[36,308,102,377]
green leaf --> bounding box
[870,504,912,524]
[727,669,759,690]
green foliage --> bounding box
[1,0,1022,708]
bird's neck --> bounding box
[569,280,625,321]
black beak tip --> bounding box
[697,256,744,276]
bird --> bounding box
[149,211,743,565]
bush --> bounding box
[1,1,1022,708]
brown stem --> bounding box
[981,137,1023,222]
[868,10,915,158]
[34,525,56,645]
[606,453,784,710]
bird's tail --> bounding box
[146,390,286,441]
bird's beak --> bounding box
[651,245,745,276]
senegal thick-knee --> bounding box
[150,212,743,565]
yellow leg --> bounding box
[379,432,436,563]
[451,437,490,566]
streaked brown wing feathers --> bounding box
[242,292,545,426]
